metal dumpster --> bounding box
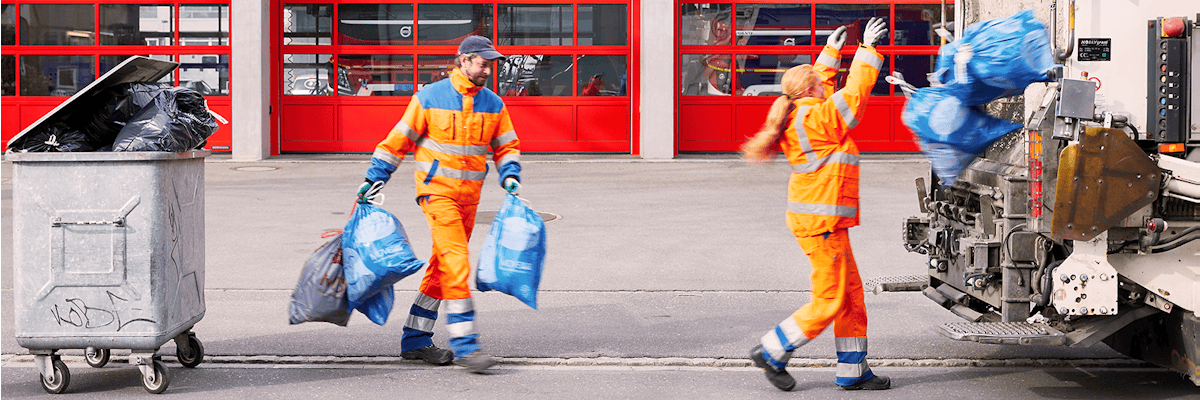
[5,56,206,395]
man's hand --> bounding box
[863,17,888,47]
[826,26,847,50]
[357,180,384,204]
[503,177,521,195]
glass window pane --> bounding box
[895,4,953,46]
[498,5,572,46]
[3,5,16,45]
[2,55,14,96]
[285,4,332,45]
[338,4,413,45]
[21,55,95,96]
[681,4,731,46]
[736,54,811,96]
[340,54,414,96]
[20,5,95,45]
[180,54,230,96]
[285,54,336,96]
[736,4,811,46]
[833,55,890,96]
[101,5,173,46]
[894,54,935,96]
[418,4,491,45]
[815,4,889,47]
[180,5,229,46]
[681,54,733,96]
[577,55,626,96]
[100,55,175,84]
[579,4,627,46]
[497,55,573,96]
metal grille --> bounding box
[942,322,1051,336]
[863,274,928,293]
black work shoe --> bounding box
[750,345,796,391]
[839,375,891,390]
[455,353,498,373]
[401,345,454,366]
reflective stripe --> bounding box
[415,161,487,181]
[816,52,840,70]
[490,130,518,149]
[405,315,436,332]
[854,50,884,71]
[788,201,858,217]
[413,293,441,311]
[416,136,488,156]
[445,298,474,314]
[372,148,402,167]
[831,91,860,128]
[497,153,520,168]
[836,360,870,379]
[394,120,420,143]
[792,151,860,174]
[760,316,810,364]
[447,320,475,337]
[835,337,868,353]
[792,105,816,159]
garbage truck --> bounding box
[886,1,1200,385]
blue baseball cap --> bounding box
[458,36,505,60]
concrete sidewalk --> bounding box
[0,156,1127,365]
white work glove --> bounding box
[357,180,384,204]
[503,177,521,195]
[862,17,888,47]
[825,26,847,50]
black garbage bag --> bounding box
[8,120,94,152]
[74,82,171,148]
[112,87,219,152]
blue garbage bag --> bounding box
[927,10,1052,105]
[355,287,394,326]
[902,86,1022,184]
[342,203,426,312]
[477,194,547,310]
[917,139,980,186]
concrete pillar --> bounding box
[639,0,675,159]
[231,0,271,161]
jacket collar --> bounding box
[450,68,483,96]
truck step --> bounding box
[938,322,1066,346]
[864,275,929,294]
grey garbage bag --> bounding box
[111,86,218,152]
[289,233,353,326]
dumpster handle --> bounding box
[49,196,141,227]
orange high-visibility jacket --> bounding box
[782,45,884,238]
[370,68,521,205]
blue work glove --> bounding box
[357,180,384,204]
[826,26,847,50]
[503,177,521,195]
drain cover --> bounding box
[232,166,279,172]
[475,211,560,224]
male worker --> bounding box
[357,35,522,373]
[740,18,891,391]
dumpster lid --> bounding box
[6,56,180,149]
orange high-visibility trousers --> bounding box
[417,195,478,301]
[759,228,875,385]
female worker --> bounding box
[742,17,891,392]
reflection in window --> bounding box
[577,55,626,96]
[100,55,175,84]
[180,54,230,96]
[833,53,890,96]
[814,4,888,47]
[737,54,811,96]
[285,4,332,45]
[579,4,627,46]
[418,4,491,45]
[101,5,173,46]
[736,4,811,46]
[893,54,935,95]
[497,55,573,96]
[498,5,572,46]
[417,55,456,89]
[339,4,413,45]
[3,5,16,45]
[340,54,414,96]
[680,4,731,46]
[20,5,95,45]
[895,4,953,46]
[21,55,95,96]
[285,54,338,96]
[180,5,229,46]
[2,55,14,95]
[681,54,733,96]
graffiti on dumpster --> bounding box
[49,291,155,331]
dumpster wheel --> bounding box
[85,347,111,368]
[141,360,170,394]
[40,357,70,394]
[176,333,204,368]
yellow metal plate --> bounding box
[1051,127,1160,241]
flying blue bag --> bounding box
[927,10,1052,105]
[342,203,426,312]
[902,86,1022,184]
[477,194,547,310]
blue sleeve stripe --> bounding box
[366,157,399,183]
